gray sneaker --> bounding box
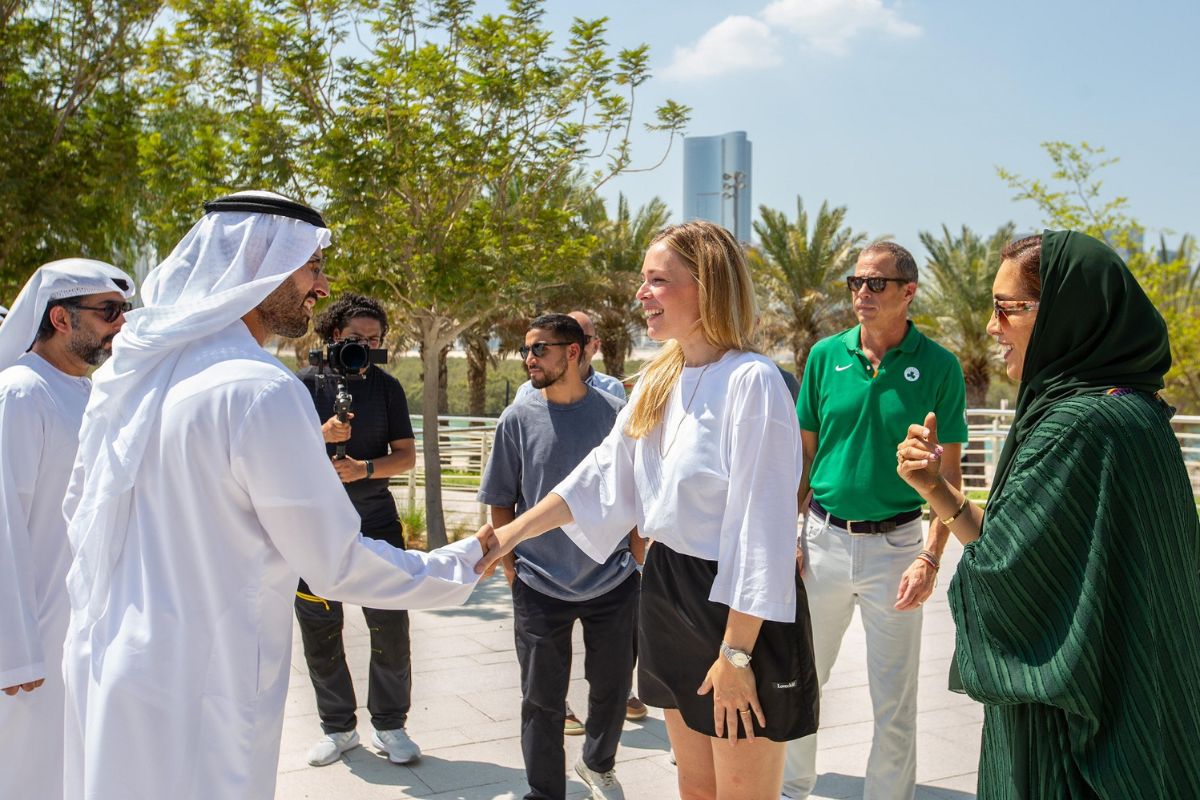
[306,730,360,767]
[574,758,626,800]
[372,727,421,764]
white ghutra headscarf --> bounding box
[66,191,332,627]
[0,259,136,373]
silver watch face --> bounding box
[731,651,751,668]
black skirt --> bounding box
[637,543,819,742]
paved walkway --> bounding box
[275,536,982,799]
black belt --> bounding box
[810,499,922,534]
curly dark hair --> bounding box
[313,292,389,343]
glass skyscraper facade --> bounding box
[682,131,753,242]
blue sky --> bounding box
[480,0,1200,257]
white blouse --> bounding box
[554,350,803,622]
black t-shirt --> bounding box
[297,365,415,533]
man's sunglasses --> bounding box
[519,342,572,359]
[846,276,910,293]
[992,299,1040,323]
[68,300,132,323]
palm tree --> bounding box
[751,198,866,376]
[914,223,1016,407]
[583,193,671,378]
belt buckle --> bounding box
[845,520,871,535]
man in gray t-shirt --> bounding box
[478,314,638,800]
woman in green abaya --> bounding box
[895,230,1200,798]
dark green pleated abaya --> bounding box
[948,230,1200,798]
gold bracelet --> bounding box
[940,495,970,526]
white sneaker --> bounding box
[574,758,626,800]
[306,730,360,767]
[372,727,421,764]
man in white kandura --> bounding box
[61,191,484,800]
[0,260,134,800]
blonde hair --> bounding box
[626,221,758,439]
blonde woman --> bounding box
[477,221,818,799]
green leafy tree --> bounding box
[914,223,1015,407]
[999,142,1200,412]
[751,198,866,376]
[0,1,162,296]
[580,192,670,378]
[274,1,688,546]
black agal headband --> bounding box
[203,192,327,229]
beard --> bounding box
[68,330,114,367]
[257,277,313,339]
[528,362,565,389]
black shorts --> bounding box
[637,543,819,742]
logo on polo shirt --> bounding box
[835,364,852,372]
[904,367,920,382]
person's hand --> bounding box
[331,456,367,483]
[501,554,517,586]
[697,656,765,744]
[795,537,805,577]
[894,557,936,610]
[3,678,44,696]
[322,413,353,443]
[896,411,943,495]
[474,523,504,575]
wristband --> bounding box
[364,459,375,478]
[916,551,940,571]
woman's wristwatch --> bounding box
[720,641,752,668]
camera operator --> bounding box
[294,292,422,768]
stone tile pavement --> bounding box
[275,535,981,799]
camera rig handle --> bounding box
[333,378,352,460]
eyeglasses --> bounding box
[339,335,383,348]
[519,342,572,359]
[846,276,910,293]
[992,299,1040,324]
[69,300,132,323]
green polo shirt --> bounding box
[797,322,968,521]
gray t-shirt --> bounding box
[478,386,634,601]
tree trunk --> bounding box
[465,334,489,416]
[599,330,630,378]
[420,333,448,549]
[963,358,990,408]
[438,344,450,415]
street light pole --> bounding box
[722,170,746,241]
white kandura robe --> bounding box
[0,353,92,800]
[62,323,482,800]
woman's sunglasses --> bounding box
[992,299,1040,324]
[69,300,133,323]
[846,276,910,293]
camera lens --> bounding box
[338,342,370,372]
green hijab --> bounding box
[987,228,1172,506]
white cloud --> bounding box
[659,15,781,81]
[762,0,921,54]
[662,0,921,80]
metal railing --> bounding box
[396,412,1200,523]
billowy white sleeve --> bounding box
[709,363,803,622]
[230,376,481,609]
[0,388,47,687]
[553,401,639,564]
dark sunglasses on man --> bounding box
[518,342,572,359]
[67,300,133,323]
[846,276,910,293]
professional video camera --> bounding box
[308,341,388,460]
[308,340,388,378]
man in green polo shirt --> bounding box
[782,241,967,800]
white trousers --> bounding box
[782,510,923,800]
